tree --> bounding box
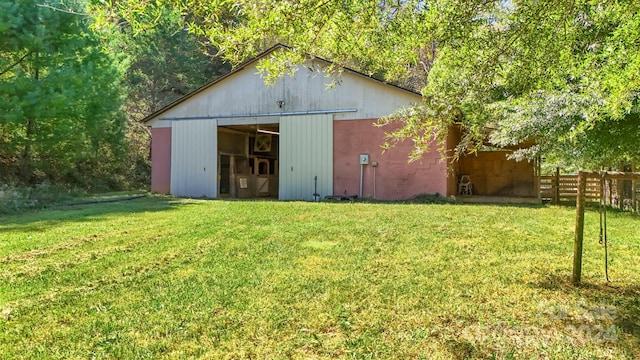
[485,1,640,168]
[0,0,127,186]
[113,7,230,121]
[101,0,640,168]
[89,4,232,187]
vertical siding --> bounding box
[170,120,218,198]
[279,115,333,200]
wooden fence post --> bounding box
[618,164,624,209]
[536,156,542,203]
[573,171,587,285]
[632,161,637,213]
[553,167,560,205]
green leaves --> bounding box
[401,0,640,167]
[118,6,229,116]
[91,0,640,168]
[0,0,127,186]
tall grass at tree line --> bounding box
[0,183,79,214]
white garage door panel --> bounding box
[279,115,333,200]
[170,120,218,198]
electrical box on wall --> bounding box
[359,154,369,165]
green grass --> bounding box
[1,195,639,359]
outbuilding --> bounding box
[143,45,538,201]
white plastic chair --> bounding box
[458,175,473,195]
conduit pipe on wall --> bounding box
[359,154,369,198]
[372,161,378,199]
[359,164,364,198]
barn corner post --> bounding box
[573,171,587,285]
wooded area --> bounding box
[1,0,639,191]
[0,0,229,190]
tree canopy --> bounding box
[0,0,127,186]
[3,0,638,189]
[0,0,230,188]
[110,0,640,169]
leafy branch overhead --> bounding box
[4,0,638,188]
[149,0,638,168]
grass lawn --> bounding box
[1,195,639,359]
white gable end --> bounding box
[146,58,420,128]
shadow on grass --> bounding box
[530,272,640,354]
[326,193,550,208]
[0,195,185,233]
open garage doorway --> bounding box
[217,123,279,199]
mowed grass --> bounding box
[1,196,639,359]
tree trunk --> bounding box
[573,171,587,285]
[20,52,38,184]
[19,118,34,183]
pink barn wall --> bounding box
[151,127,171,194]
[333,119,447,200]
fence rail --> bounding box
[540,174,640,210]
[540,175,601,202]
